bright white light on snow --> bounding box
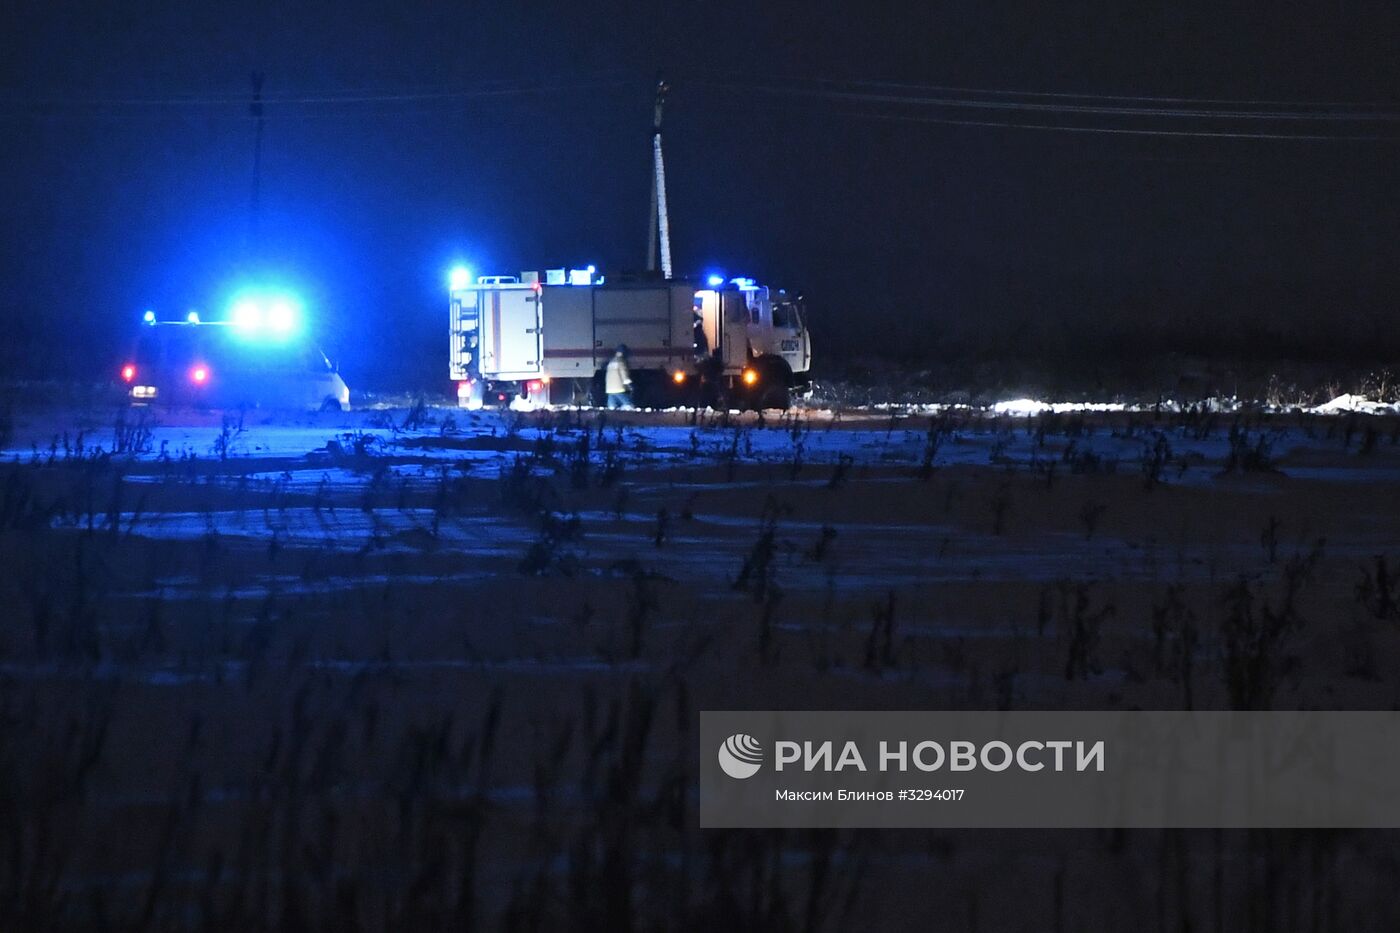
[993,398,1052,416]
[991,398,1129,416]
[1313,394,1398,415]
[449,266,472,290]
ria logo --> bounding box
[718,733,764,779]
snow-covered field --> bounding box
[4,399,1400,927]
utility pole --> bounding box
[646,79,672,279]
[249,71,265,250]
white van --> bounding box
[121,319,351,411]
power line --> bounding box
[692,79,1400,124]
[816,107,1400,142]
[0,74,632,109]
[686,74,1400,142]
[3,71,1397,141]
[690,69,1397,111]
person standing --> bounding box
[605,345,634,409]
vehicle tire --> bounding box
[630,370,667,410]
[696,358,725,410]
[551,378,586,407]
[320,397,343,413]
[758,383,791,411]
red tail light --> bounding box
[121,364,136,382]
[191,365,209,384]
[527,380,542,393]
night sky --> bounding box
[3,2,1399,386]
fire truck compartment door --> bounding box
[593,288,675,369]
[720,291,750,369]
[481,288,541,376]
[539,285,593,376]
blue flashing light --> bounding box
[232,299,263,330]
[142,310,156,324]
[228,290,302,339]
[186,310,200,324]
[268,298,295,333]
[586,264,596,274]
[449,266,472,290]
[706,274,725,287]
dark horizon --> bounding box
[4,2,1400,388]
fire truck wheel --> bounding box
[758,383,791,411]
